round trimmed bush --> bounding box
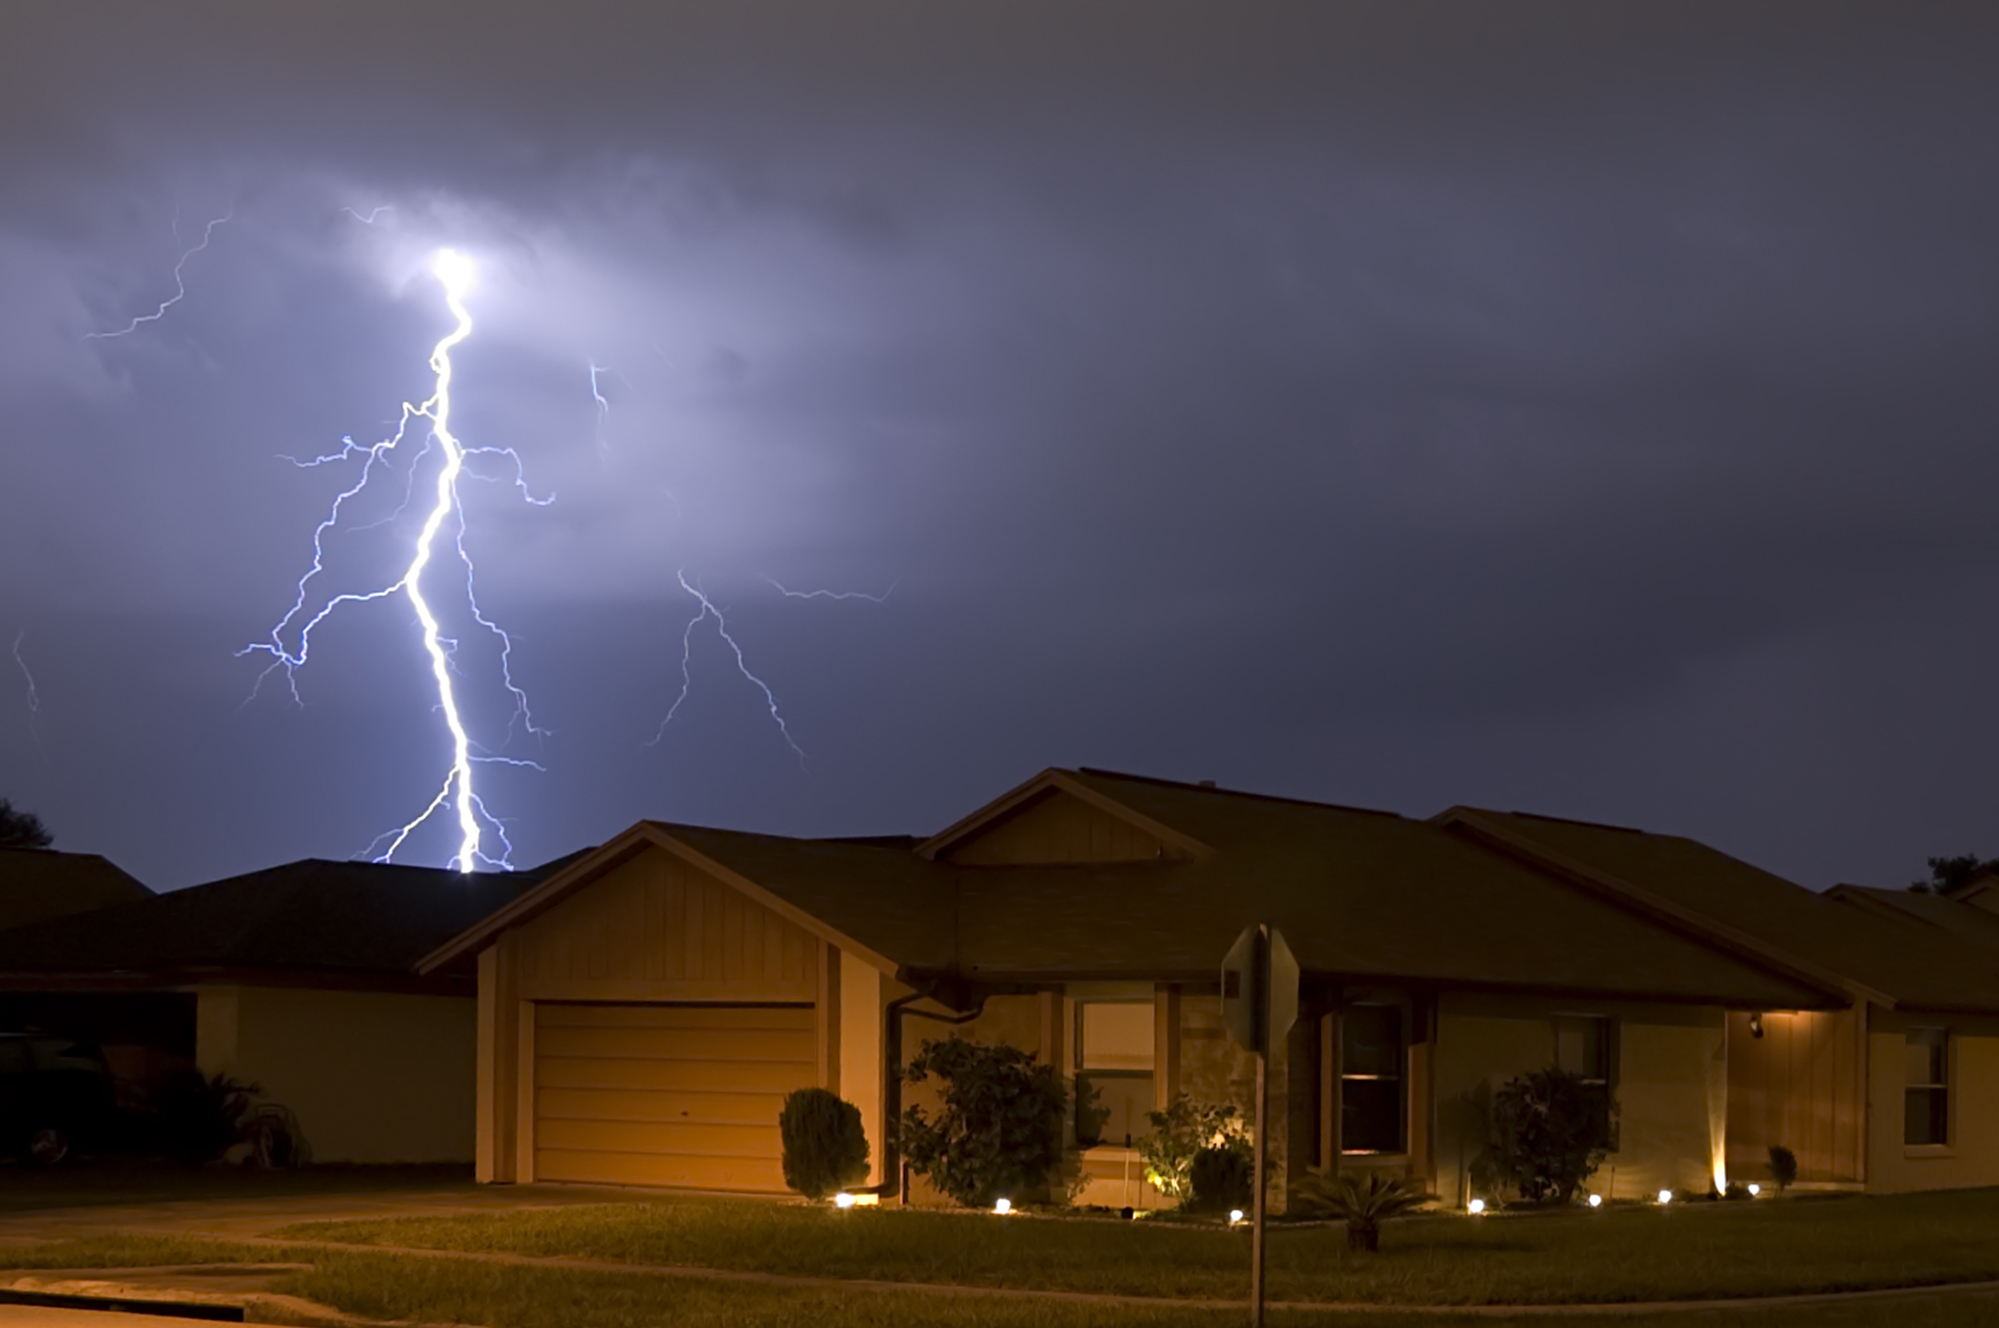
[779,1087,870,1199]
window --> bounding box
[1555,1015,1615,1149]
[1076,1001,1154,1146]
[1905,1028,1949,1147]
[1341,1003,1404,1154]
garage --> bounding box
[532,1001,816,1190]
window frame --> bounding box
[1338,1001,1407,1157]
[1073,997,1156,1148]
[1553,1013,1618,1152]
[1904,1026,1950,1149]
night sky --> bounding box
[3,3,1996,893]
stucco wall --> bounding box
[199,984,478,1164]
[1434,993,1725,1206]
[1865,1007,1999,1194]
[838,951,884,1186]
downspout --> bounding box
[879,980,987,1203]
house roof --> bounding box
[1449,811,1999,1013]
[428,768,1852,1010]
[0,848,152,931]
[0,852,580,988]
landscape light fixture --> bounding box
[993,1198,1012,1215]
[1467,1199,1486,1215]
[833,1193,856,1210]
[1657,1190,1673,1205]
[1587,1194,1603,1209]
[1747,1183,1761,1197]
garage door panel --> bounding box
[531,1001,815,1192]
[537,1118,782,1158]
[538,1004,815,1033]
[537,1056,811,1095]
[536,1148,786,1192]
[537,1087,787,1127]
[536,1026,815,1063]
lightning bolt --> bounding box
[761,575,898,604]
[340,204,394,225]
[650,571,805,767]
[240,249,549,872]
[11,631,48,767]
[86,210,230,340]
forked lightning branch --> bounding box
[241,250,546,872]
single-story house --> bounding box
[425,767,1999,1207]
[0,852,581,1163]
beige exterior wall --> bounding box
[1433,993,1726,1207]
[838,949,885,1187]
[197,984,477,1163]
[1864,1007,1999,1194]
[1724,1006,1865,1186]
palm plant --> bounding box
[1294,1172,1437,1251]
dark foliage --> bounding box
[1293,1172,1437,1250]
[147,1069,260,1164]
[1768,1144,1798,1193]
[778,1086,870,1199]
[1487,1067,1615,1205]
[899,1036,1068,1208]
[1187,1143,1255,1213]
[1139,1096,1249,1204]
[1908,854,1999,894]
[0,799,51,849]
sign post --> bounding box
[1221,922,1297,1328]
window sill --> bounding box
[1903,1144,1956,1159]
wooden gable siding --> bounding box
[1725,1007,1864,1184]
[943,790,1171,865]
[514,847,818,1003]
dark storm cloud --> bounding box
[2,2,1996,890]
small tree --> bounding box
[0,799,51,849]
[1293,1172,1436,1251]
[1767,1144,1798,1194]
[899,1036,1068,1208]
[779,1087,870,1199]
[1140,1097,1250,1203]
[1487,1067,1615,1205]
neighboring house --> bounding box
[0,853,581,1163]
[427,768,1986,1207]
[0,847,152,930]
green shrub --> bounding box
[899,1036,1068,1208]
[1768,1144,1798,1193]
[1487,1067,1615,1205]
[1187,1143,1254,1213]
[148,1070,261,1165]
[1292,1172,1437,1250]
[1140,1097,1249,1202]
[778,1087,870,1199]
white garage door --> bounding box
[533,1002,817,1191]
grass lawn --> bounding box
[7,1235,1999,1328]
[272,1187,1999,1307]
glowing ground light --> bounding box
[993,1198,1012,1215]
[244,247,548,872]
[1748,1183,1761,1196]
[1587,1193,1603,1208]
[833,1192,856,1210]
[1467,1198,1485,1214]
[1657,1189,1674,1205]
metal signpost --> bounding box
[1220,922,1297,1328]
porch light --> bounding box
[1657,1190,1673,1205]
[833,1193,856,1210]
[994,1198,1012,1215]
[1228,1209,1245,1226]
[1467,1199,1485,1215]
[1587,1194,1602,1209]
[1747,1183,1761,1197]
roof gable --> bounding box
[917,769,1211,864]
[0,849,152,931]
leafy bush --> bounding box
[1293,1172,1436,1250]
[1140,1097,1250,1202]
[147,1070,261,1165]
[1487,1067,1615,1205]
[778,1087,870,1199]
[1188,1143,1255,1213]
[1768,1144,1798,1193]
[899,1036,1068,1208]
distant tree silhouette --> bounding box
[1908,854,1999,894]
[0,799,52,849]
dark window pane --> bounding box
[1906,1087,1948,1146]
[1341,1078,1403,1153]
[1342,1005,1401,1078]
[1077,1072,1154,1147]
[1556,1016,1609,1082]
